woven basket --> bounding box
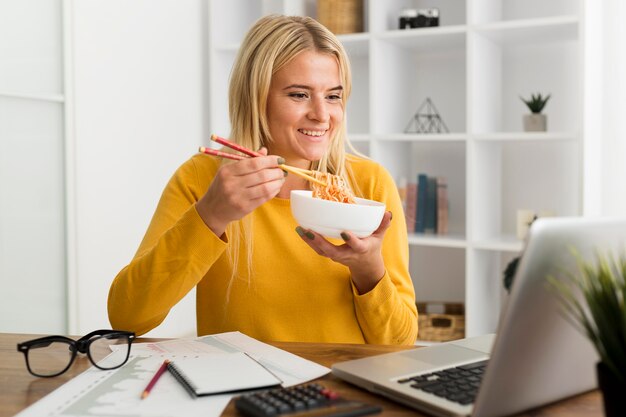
[417,302,465,342]
[317,0,364,35]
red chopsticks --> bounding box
[210,134,262,158]
[198,147,246,161]
[198,135,327,187]
[200,146,247,161]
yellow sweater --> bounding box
[108,154,417,344]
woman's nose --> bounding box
[307,97,330,123]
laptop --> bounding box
[333,217,626,417]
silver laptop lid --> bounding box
[332,217,624,417]
[473,217,626,416]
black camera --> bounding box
[399,8,440,29]
[416,8,439,27]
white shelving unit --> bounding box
[207,0,583,337]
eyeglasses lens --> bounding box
[27,341,74,377]
[89,334,131,369]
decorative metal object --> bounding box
[404,98,449,134]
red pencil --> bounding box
[141,359,170,399]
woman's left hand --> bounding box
[296,211,393,294]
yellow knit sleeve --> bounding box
[350,161,418,345]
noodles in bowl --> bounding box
[309,172,356,204]
[290,190,385,239]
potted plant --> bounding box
[549,251,626,417]
[520,93,551,131]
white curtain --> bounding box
[602,1,626,216]
[584,0,626,216]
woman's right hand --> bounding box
[196,148,285,237]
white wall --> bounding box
[0,0,66,334]
[599,1,626,215]
[583,0,626,217]
[0,0,206,337]
[69,0,206,336]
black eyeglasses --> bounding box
[17,329,135,377]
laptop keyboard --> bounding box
[397,360,489,406]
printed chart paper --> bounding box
[16,331,330,417]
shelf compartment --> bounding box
[465,249,515,336]
[375,26,466,53]
[472,132,578,142]
[347,133,370,142]
[408,234,467,248]
[376,133,467,142]
[371,38,466,135]
[346,50,370,133]
[337,33,370,57]
[409,246,466,310]
[469,34,579,134]
[473,16,578,46]
[369,0,467,33]
[471,236,523,252]
[384,141,466,238]
[470,0,579,25]
[469,141,580,242]
[348,141,370,158]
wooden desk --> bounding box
[0,333,602,417]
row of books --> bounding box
[403,174,449,234]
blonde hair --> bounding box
[225,14,360,288]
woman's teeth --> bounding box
[299,129,325,137]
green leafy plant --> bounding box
[548,250,626,382]
[520,93,551,113]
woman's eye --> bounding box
[328,94,342,101]
[289,93,308,99]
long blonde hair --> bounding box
[225,14,358,286]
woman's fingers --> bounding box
[295,210,394,285]
[298,211,392,256]
[296,227,372,258]
[371,211,393,237]
[196,153,285,235]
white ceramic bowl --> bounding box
[290,190,386,239]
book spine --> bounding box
[415,174,428,233]
[424,176,438,233]
[405,182,417,233]
[397,176,407,210]
[436,176,448,235]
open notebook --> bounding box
[167,352,282,396]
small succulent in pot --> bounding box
[520,93,551,114]
[520,93,551,131]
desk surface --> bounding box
[1,333,601,417]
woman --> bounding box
[108,15,417,345]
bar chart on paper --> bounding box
[15,332,329,417]
[16,352,232,417]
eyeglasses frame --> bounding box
[17,329,136,378]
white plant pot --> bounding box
[523,113,547,132]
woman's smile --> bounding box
[266,50,344,165]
